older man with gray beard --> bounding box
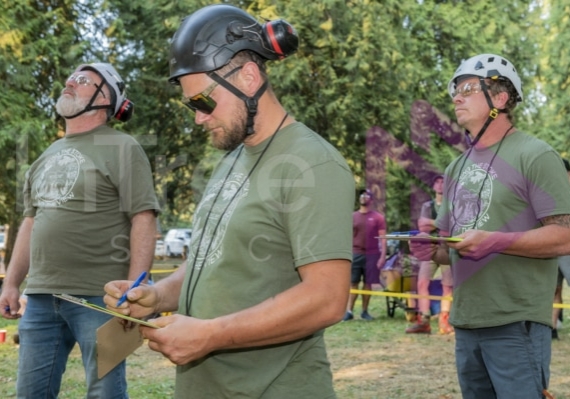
[0,62,160,399]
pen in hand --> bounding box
[116,271,147,307]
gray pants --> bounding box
[455,321,550,399]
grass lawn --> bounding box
[2,273,570,398]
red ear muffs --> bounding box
[262,20,298,58]
[115,99,134,122]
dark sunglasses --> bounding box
[182,80,219,114]
[181,66,243,115]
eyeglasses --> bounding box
[66,73,106,98]
[66,74,97,86]
[452,82,482,98]
[182,81,219,114]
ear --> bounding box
[95,87,112,106]
[238,61,263,97]
[493,90,510,109]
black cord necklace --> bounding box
[449,125,513,234]
[183,112,289,315]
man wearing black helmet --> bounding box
[411,54,570,398]
[105,4,353,398]
[0,62,160,398]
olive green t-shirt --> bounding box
[24,125,159,296]
[176,122,354,398]
[437,131,570,328]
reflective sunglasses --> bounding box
[182,81,219,114]
[452,82,482,98]
[181,67,243,114]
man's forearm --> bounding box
[129,210,156,280]
[4,217,33,289]
[153,263,186,312]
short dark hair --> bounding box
[432,175,444,185]
[218,50,268,81]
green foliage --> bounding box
[535,2,570,155]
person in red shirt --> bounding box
[343,189,387,320]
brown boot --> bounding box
[405,313,431,334]
[438,311,454,335]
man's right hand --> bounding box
[0,287,21,319]
[417,217,436,233]
[409,236,438,261]
[103,280,160,320]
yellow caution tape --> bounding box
[0,274,569,309]
[351,289,452,302]
[350,288,570,309]
[149,269,178,274]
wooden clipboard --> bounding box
[96,318,144,378]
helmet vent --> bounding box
[227,21,244,43]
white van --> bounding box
[163,228,192,258]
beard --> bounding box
[359,198,371,206]
[56,91,91,118]
[212,104,248,152]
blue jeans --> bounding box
[17,294,128,399]
[455,321,551,399]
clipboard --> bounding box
[96,318,144,378]
[379,234,463,243]
[53,293,160,328]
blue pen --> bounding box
[4,306,10,313]
[116,271,147,307]
[391,230,420,236]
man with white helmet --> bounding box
[0,62,160,398]
[104,4,354,398]
[411,54,570,398]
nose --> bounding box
[452,94,463,104]
[65,77,78,88]
[194,110,210,125]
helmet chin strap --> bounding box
[465,77,508,146]
[64,82,112,120]
[208,70,268,135]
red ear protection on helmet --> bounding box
[262,19,298,59]
[115,99,134,122]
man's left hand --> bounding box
[142,314,215,366]
[448,230,512,260]
[377,256,386,270]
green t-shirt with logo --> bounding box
[176,122,354,398]
[24,125,159,296]
[437,130,570,328]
